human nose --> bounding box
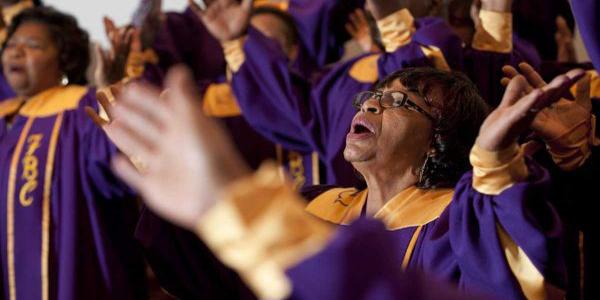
[361,97,382,114]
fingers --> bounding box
[575,73,592,110]
[118,83,170,129]
[356,9,368,25]
[499,75,529,107]
[501,65,520,88]
[96,89,115,120]
[533,70,585,110]
[345,23,357,36]
[164,65,201,114]
[103,16,117,45]
[555,15,570,36]
[241,0,253,11]
[501,65,519,79]
[518,62,546,88]
[85,106,108,127]
[112,154,146,192]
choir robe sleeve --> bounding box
[571,0,600,72]
[142,7,226,87]
[465,9,537,107]
[287,0,364,67]
[428,144,566,299]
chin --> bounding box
[343,146,374,163]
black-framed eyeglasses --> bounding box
[352,90,435,121]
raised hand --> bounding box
[188,0,253,42]
[555,16,576,63]
[477,69,585,151]
[94,17,140,87]
[346,9,380,53]
[106,66,250,230]
[501,62,591,142]
[365,0,406,20]
[131,0,163,49]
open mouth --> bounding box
[347,117,376,140]
[352,123,373,134]
[7,65,25,74]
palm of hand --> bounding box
[139,105,214,229]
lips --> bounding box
[6,65,25,74]
[347,115,376,140]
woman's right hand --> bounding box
[188,0,253,42]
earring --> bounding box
[419,154,431,184]
[61,74,69,86]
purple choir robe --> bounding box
[0,86,146,300]
[303,159,564,300]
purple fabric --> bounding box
[142,7,226,87]
[299,159,563,299]
[0,89,146,299]
[135,208,257,299]
[571,0,600,72]
[513,0,574,61]
[0,71,15,102]
[136,160,561,299]
[435,158,564,297]
[287,218,487,300]
[287,0,364,67]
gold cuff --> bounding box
[546,116,596,171]
[196,162,333,299]
[376,9,416,53]
[222,37,247,73]
[125,49,159,80]
[472,10,513,53]
[201,83,242,117]
[470,143,529,195]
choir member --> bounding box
[0,7,146,299]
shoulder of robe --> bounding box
[349,54,381,84]
[20,85,89,117]
[306,187,365,225]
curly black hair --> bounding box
[2,6,90,85]
[375,67,491,189]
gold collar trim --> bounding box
[0,85,88,118]
[306,186,454,230]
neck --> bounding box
[356,162,419,216]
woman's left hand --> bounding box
[477,69,585,151]
[501,62,592,143]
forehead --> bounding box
[11,22,52,41]
[378,79,439,108]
